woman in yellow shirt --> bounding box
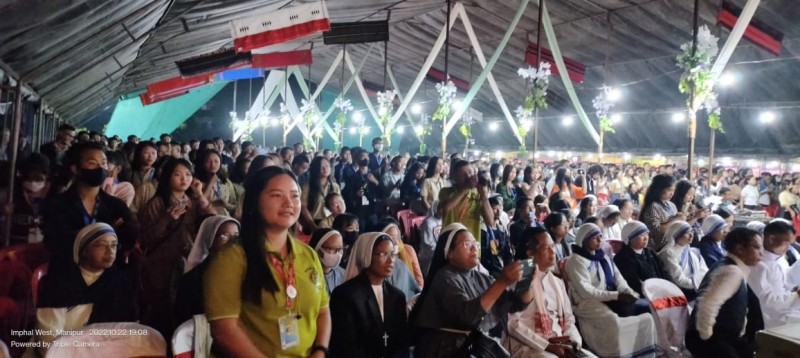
[204,166,331,357]
[421,156,448,212]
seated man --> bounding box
[686,228,764,358]
[748,220,800,328]
[30,223,137,357]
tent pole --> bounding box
[533,0,544,159]
[442,0,452,158]
[687,0,700,180]
[4,81,22,247]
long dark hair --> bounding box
[230,155,251,184]
[152,158,194,206]
[402,163,424,190]
[409,226,468,324]
[489,163,502,183]
[642,174,675,215]
[523,166,535,185]
[671,179,695,212]
[512,198,533,222]
[576,196,596,223]
[131,141,157,172]
[306,156,330,213]
[195,149,229,184]
[106,150,131,183]
[554,168,574,196]
[426,156,441,178]
[543,212,567,240]
[240,166,299,303]
[501,164,515,184]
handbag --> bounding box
[455,329,511,358]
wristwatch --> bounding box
[310,345,328,356]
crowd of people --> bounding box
[1,123,800,358]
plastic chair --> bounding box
[0,243,50,271]
[642,278,690,357]
[0,297,23,355]
[172,315,212,358]
[46,322,167,358]
[397,209,417,240]
[1,338,10,358]
[31,263,48,308]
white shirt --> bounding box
[741,185,760,206]
[748,250,800,328]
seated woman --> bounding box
[309,228,346,295]
[613,221,666,296]
[330,233,410,358]
[543,212,572,263]
[575,195,598,227]
[685,228,765,358]
[175,215,240,324]
[509,197,535,252]
[658,221,709,302]
[375,220,422,300]
[411,223,534,357]
[332,213,360,269]
[31,223,136,357]
[381,218,424,288]
[699,214,730,267]
[505,227,597,358]
[565,223,658,358]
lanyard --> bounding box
[81,195,100,226]
[213,181,222,200]
[268,253,297,310]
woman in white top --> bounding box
[505,227,597,358]
[657,221,709,302]
[564,224,658,357]
[739,175,760,210]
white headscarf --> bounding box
[74,223,117,265]
[441,223,469,259]
[574,223,602,248]
[660,220,693,255]
[343,232,394,281]
[185,215,240,273]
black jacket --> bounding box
[42,186,139,269]
[613,245,665,296]
[330,273,410,358]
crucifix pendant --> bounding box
[382,332,389,347]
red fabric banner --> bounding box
[234,19,330,53]
[251,50,313,69]
[525,42,586,84]
[140,74,211,106]
[717,9,782,56]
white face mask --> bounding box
[374,144,383,152]
[319,251,343,269]
[23,181,46,193]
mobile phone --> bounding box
[515,259,535,293]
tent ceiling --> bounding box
[1,0,798,154]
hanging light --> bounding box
[489,122,499,131]
[718,72,736,87]
[353,111,364,123]
[608,88,622,102]
[397,126,405,134]
[759,111,776,124]
[562,116,573,126]
[452,99,462,111]
[411,103,423,115]
[672,112,686,123]
[610,114,622,124]
[349,127,357,134]
[414,125,424,135]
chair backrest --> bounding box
[46,322,167,358]
[0,297,24,352]
[642,278,689,355]
[397,209,417,240]
[0,261,31,302]
[172,319,195,358]
[557,258,569,292]
[0,243,49,271]
[31,263,48,308]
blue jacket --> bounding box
[699,238,725,268]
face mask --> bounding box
[78,167,108,187]
[359,159,370,167]
[343,231,359,245]
[23,181,46,193]
[319,251,343,268]
[374,144,383,152]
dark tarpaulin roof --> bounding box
[1,0,798,154]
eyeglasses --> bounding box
[217,233,239,241]
[372,252,398,261]
[458,240,479,250]
[321,247,344,255]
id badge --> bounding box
[361,195,370,206]
[490,240,499,255]
[278,314,300,350]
